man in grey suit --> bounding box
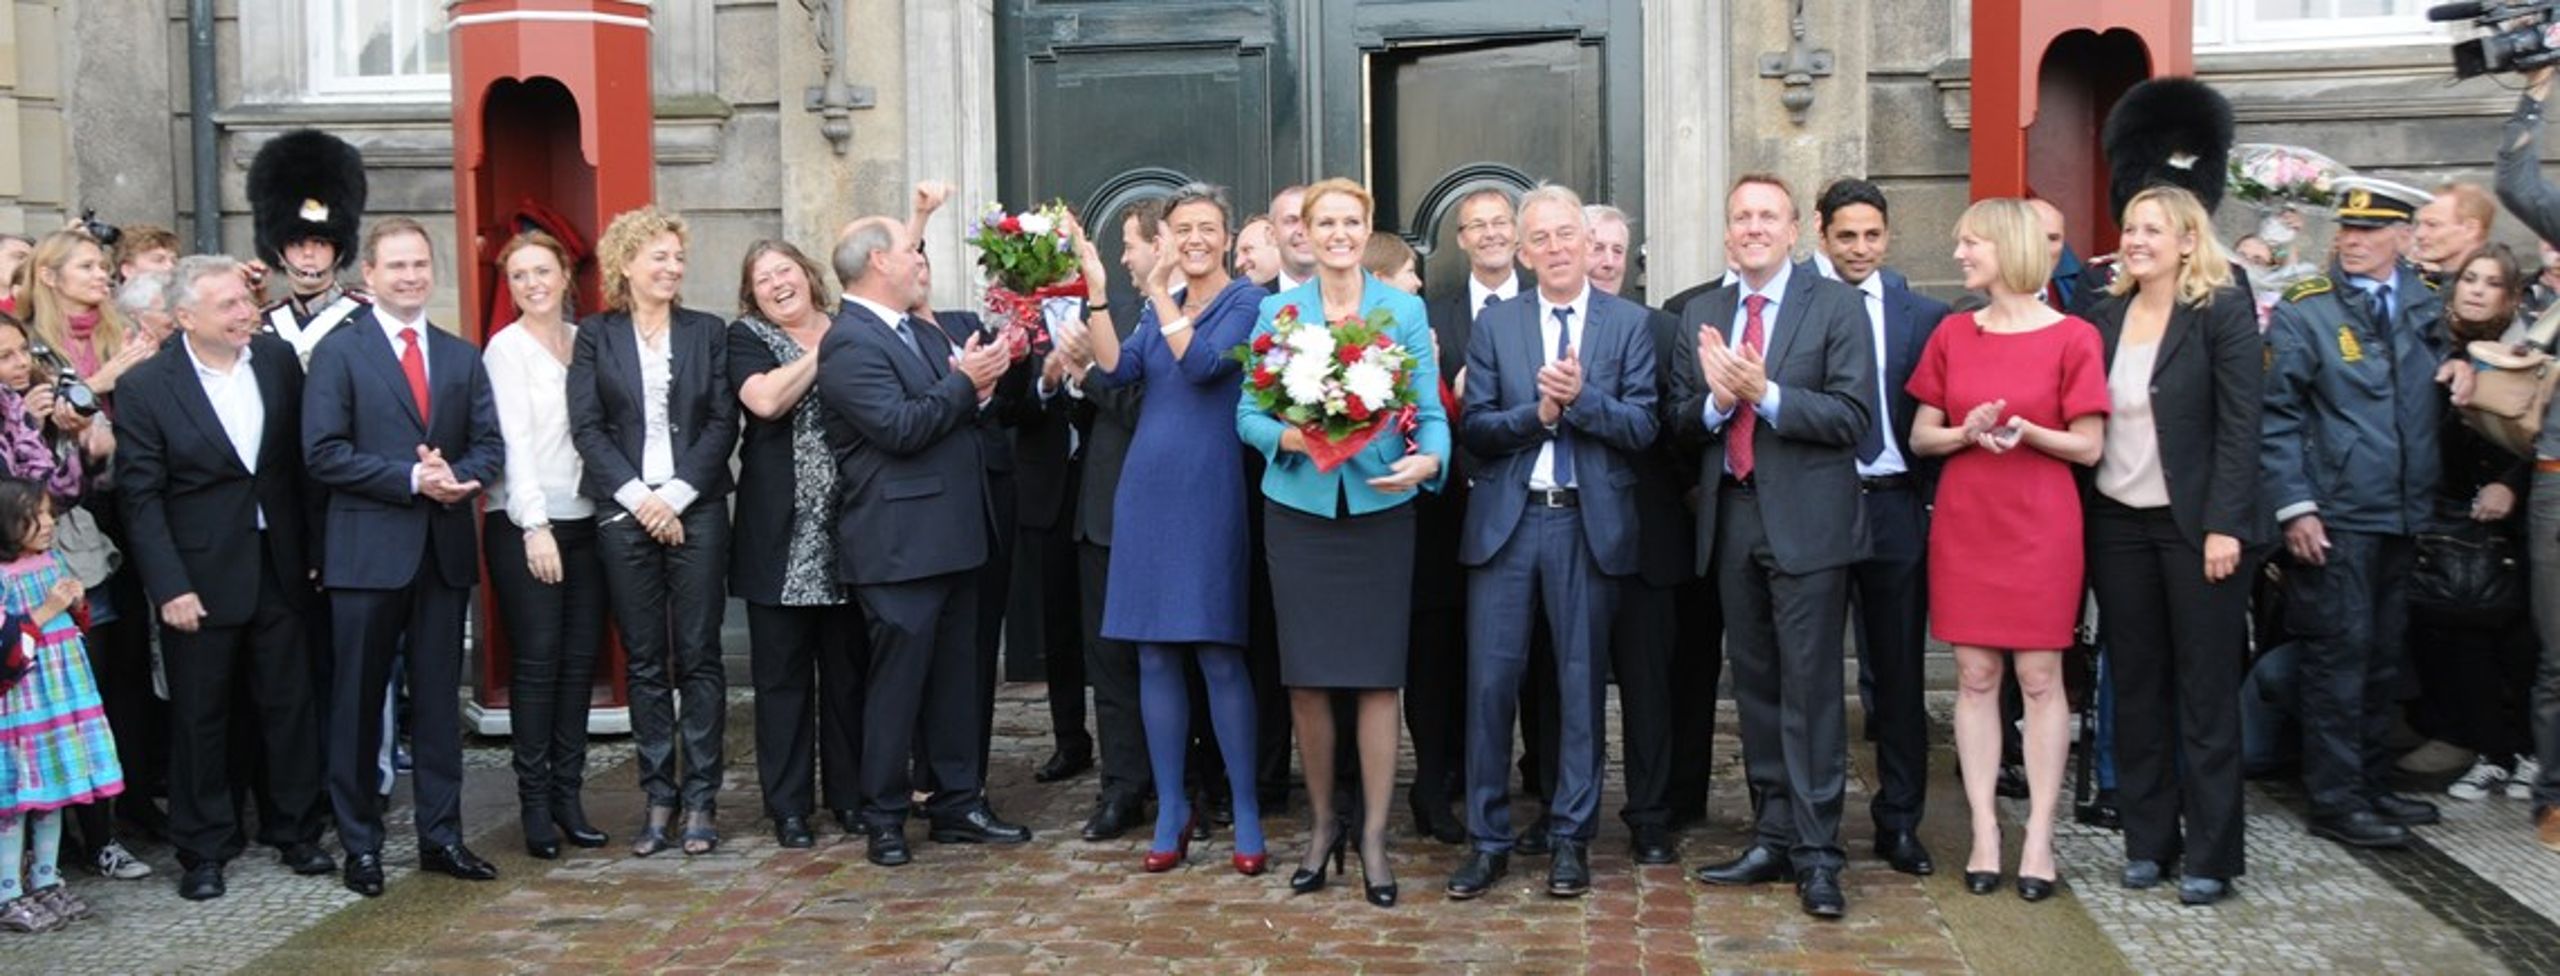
[818,216,1031,867]
[1669,174,1877,919]
[1445,185,1658,901]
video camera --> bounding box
[2434,1,2560,78]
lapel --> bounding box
[605,314,643,419]
[251,343,294,472]
[423,319,471,439]
[1498,295,1539,405]
[160,341,249,475]
[2152,300,2197,378]
[354,312,429,436]
[1761,263,1818,370]
[845,304,938,389]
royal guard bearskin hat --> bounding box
[2100,77,2236,220]
[247,129,367,269]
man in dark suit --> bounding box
[1671,175,1878,919]
[301,218,506,896]
[817,216,1030,866]
[1811,178,1950,877]
[118,255,335,900]
[1445,185,1658,901]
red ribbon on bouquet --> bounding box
[983,278,1090,360]
[1297,404,1420,474]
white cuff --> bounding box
[613,479,654,513]
[2275,501,2320,524]
[656,479,700,515]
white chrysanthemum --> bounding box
[1343,360,1394,409]
[1287,325,1336,360]
[1281,354,1332,406]
[1018,212,1054,236]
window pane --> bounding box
[2335,0,2396,15]
[2254,0,2318,17]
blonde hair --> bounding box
[597,206,689,312]
[2104,186,2234,306]
[24,231,129,366]
[1300,178,1374,226]
[1955,198,2050,297]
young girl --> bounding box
[0,477,120,932]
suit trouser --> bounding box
[1079,543,1148,803]
[2087,499,2248,879]
[167,545,322,868]
[854,570,984,826]
[1013,521,1088,752]
[1717,487,1850,870]
[598,506,730,813]
[746,601,869,819]
[2526,470,2560,809]
[327,560,468,854]
[485,515,609,813]
[1464,504,1616,849]
[1848,485,1930,832]
[2286,528,2413,819]
[1609,580,1679,829]
[1665,576,1723,820]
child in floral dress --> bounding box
[0,477,121,932]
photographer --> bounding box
[2495,63,2560,852]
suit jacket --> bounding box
[1878,269,1954,500]
[1667,265,1878,576]
[565,307,738,505]
[1626,305,1700,587]
[1457,287,1659,577]
[301,311,505,590]
[1069,305,1145,547]
[2084,284,2267,547]
[816,301,994,585]
[117,334,313,626]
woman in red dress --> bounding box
[1907,197,2111,902]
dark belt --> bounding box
[1719,475,1756,494]
[1529,488,1580,508]
[1860,474,1913,493]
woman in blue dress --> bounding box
[1068,184,1270,876]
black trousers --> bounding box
[746,601,868,819]
[1848,485,1930,832]
[1078,542,1147,804]
[485,516,609,814]
[1665,576,1723,822]
[1717,488,1850,869]
[327,558,467,854]
[854,570,984,826]
[2087,500,2249,879]
[2286,529,2414,819]
[597,505,730,813]
[1609,579,1679,828]
[968,474,1018,777]
[1405,598,1466,814]
[1012,521,1088,753]
[166,546,322,868]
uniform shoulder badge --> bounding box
[2337,325,2364,363]
[2283,276,2333,303]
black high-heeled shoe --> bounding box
[554,796,609,849]
[1289,822,1348,894]
[522,803,562,860]
[1358,836,1397,908]
[1964,871,2002,895]
[2017,872,2059,902]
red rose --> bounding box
[1373,334,1393,349]
[999,215,1022,234]
[1252,333,1276,353]
[1280,304,1300,321]
[1336,344,1364,365]
[1346,395,1372,420]
[1252,366,1276,388]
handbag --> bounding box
[2408,525,2524,627]
[2459,302,2560,457]
[50,505,120,590]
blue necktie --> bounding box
[1551,306,1576,488]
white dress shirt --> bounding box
[183,334,266,528]
[1811,257,1909,478]
[610,322,699,516]
[483,323,594,528]
[1530,285,1591,491]
[1468,271,1522,320]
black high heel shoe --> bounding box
[1289,822,1348,894]
[1358,836,1397,908]
[2017,872,2059,902]
[554,796,609,849]
[522,802,561,860]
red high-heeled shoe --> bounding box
[1143,813,1198,873]
[1233,852,1268,876]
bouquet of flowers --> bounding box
[1232,303,1424,472]
[2228,143,2349,210]
[966,201,1088,359]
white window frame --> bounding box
[2194,0,2447,52]
[304,0,452,101]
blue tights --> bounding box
[1139,642,1263,856]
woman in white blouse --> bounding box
[566,207,739,857]
[483,231,612,859]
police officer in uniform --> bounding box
[246,129,370,365]
[2261,177,2452,849]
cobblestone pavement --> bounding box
[10,686,2560,973]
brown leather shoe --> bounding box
[2537,806,2560,854]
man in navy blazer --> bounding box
[1669,175,1878,919]
[300,218,505,896]
[1446,185,1658,901]
[1812,178,1950,879]
[817,215,1028,867]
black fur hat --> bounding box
[2101,77,2235,220]
[247,129,367,269]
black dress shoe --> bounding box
[178,861,225,901]
[344,852,385,897]
[1082,795,1142,842]
[1547,840,1592,898]
[863,824,912,866]
[1964,871,2001,895]
[2074,800,2123,831]
[279,842,336,876]
[2371,794,2441,826]
[1445,850,1509,900]
[1410,793,1467,845]
[1515,815,1553,857]
[833,809,863,835]
[2177,876,2232,906]
[1797,865,1846,918]
[1875,829,1935,876]
[2121,859,2165,890]
[930,805,1033,845]
[422,844,499,881]
[1207,791,1236,829]
[1630,824,1677,865]
[1034,746,1095,784]
[775,816,816,849]
[554,807,610,849]
[2309,811,2411,848]
[2017,873,2058,902]
[1693,845,1792,886]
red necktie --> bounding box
[399,327,431,423]
[1729,295,1768,482]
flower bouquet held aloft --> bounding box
[2228,143,2349,210]
[1232,303,1424,472]
[967,201,1088,359]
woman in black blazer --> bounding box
[2081,186,2263,906]
[566,206,739,856]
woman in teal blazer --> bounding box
[1235,178,1449,907]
